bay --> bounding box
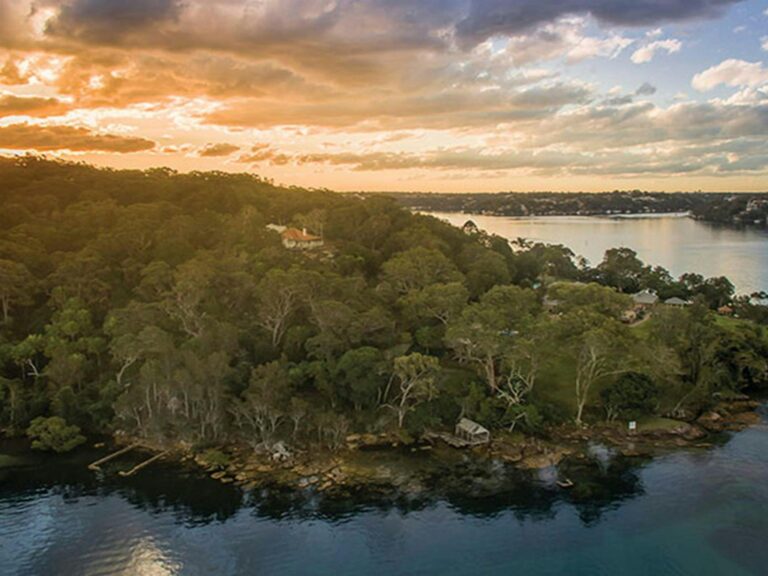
[425,212,768,294]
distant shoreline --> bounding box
[387,190,768,229]
[420,210,693,220]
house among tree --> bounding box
[455,418,491,445]
[631,289,659,308]
[717,305,734,316]
[461,220,480,235]
[280,228,324,250]
[664,297,690,308]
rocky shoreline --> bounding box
[175,398,763,498]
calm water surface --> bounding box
[2,407,768,575]
[427,212,768,294]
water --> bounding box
[426,212,768,294]
[2,408,768,576]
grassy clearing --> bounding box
[636,417,686,432]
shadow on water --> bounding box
[0,430,740,529]
[235,452,651,527]
[0,441,244,525]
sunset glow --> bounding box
[1,0,767,191]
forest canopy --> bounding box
[0,156,766,452]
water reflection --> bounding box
[232,452,649,525]
[3,417,768,576]
[0,443,651,527]
[0,448,244,526]
[125,538,182,576]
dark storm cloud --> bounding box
[456,0,744,43]
[46,0,183,43]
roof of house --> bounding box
[664,297,690,306]
[281,228,322,242]
[632,289,659,305]
[456,418,490,436]
[461,220,479,233]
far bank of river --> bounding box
[425,212,768,295]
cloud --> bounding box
[0,123,155,152]
[197,142,240,157]
[8,1,741,72]
[635,82,657,96]
[762,36,768,52]
[45,0,183,43]
[0,94,70,117]
[604,95,634,106]
[0,0,761,186]
[497,18,633,65]
[693,59,768,91]
[455,0,742,44]
[206,81,594,130]
[294,147,598,173]
[250,130,768,177]
[517,100,768,166]
[631,39,682,63]
[236,144,291,165]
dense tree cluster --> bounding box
[0,157,766,453]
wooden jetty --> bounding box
[87,443,140,471]
[118,451,169,477]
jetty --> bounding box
[87,443,140,471]
[118,451,169,477]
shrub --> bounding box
[198,448,231,470]
[601,372,659,421]
[26,416,86,453]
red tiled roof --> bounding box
[282,228,322,242]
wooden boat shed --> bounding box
[455,418,491,445]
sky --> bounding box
[0,0,767,192]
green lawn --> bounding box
[636,417,686,432]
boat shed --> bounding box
[455,418,491,445]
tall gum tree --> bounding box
[445,285,539,392]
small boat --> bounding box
[556,478,574,489]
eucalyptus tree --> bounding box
[386,353,440,429]
[445,285,539,392]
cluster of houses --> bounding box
[544,286,693,324]
[266,224,325,250]
[622,289,691,323]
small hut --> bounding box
[455,418,491,445]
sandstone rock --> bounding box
[697,412,724,431]
[683,425,707,441]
